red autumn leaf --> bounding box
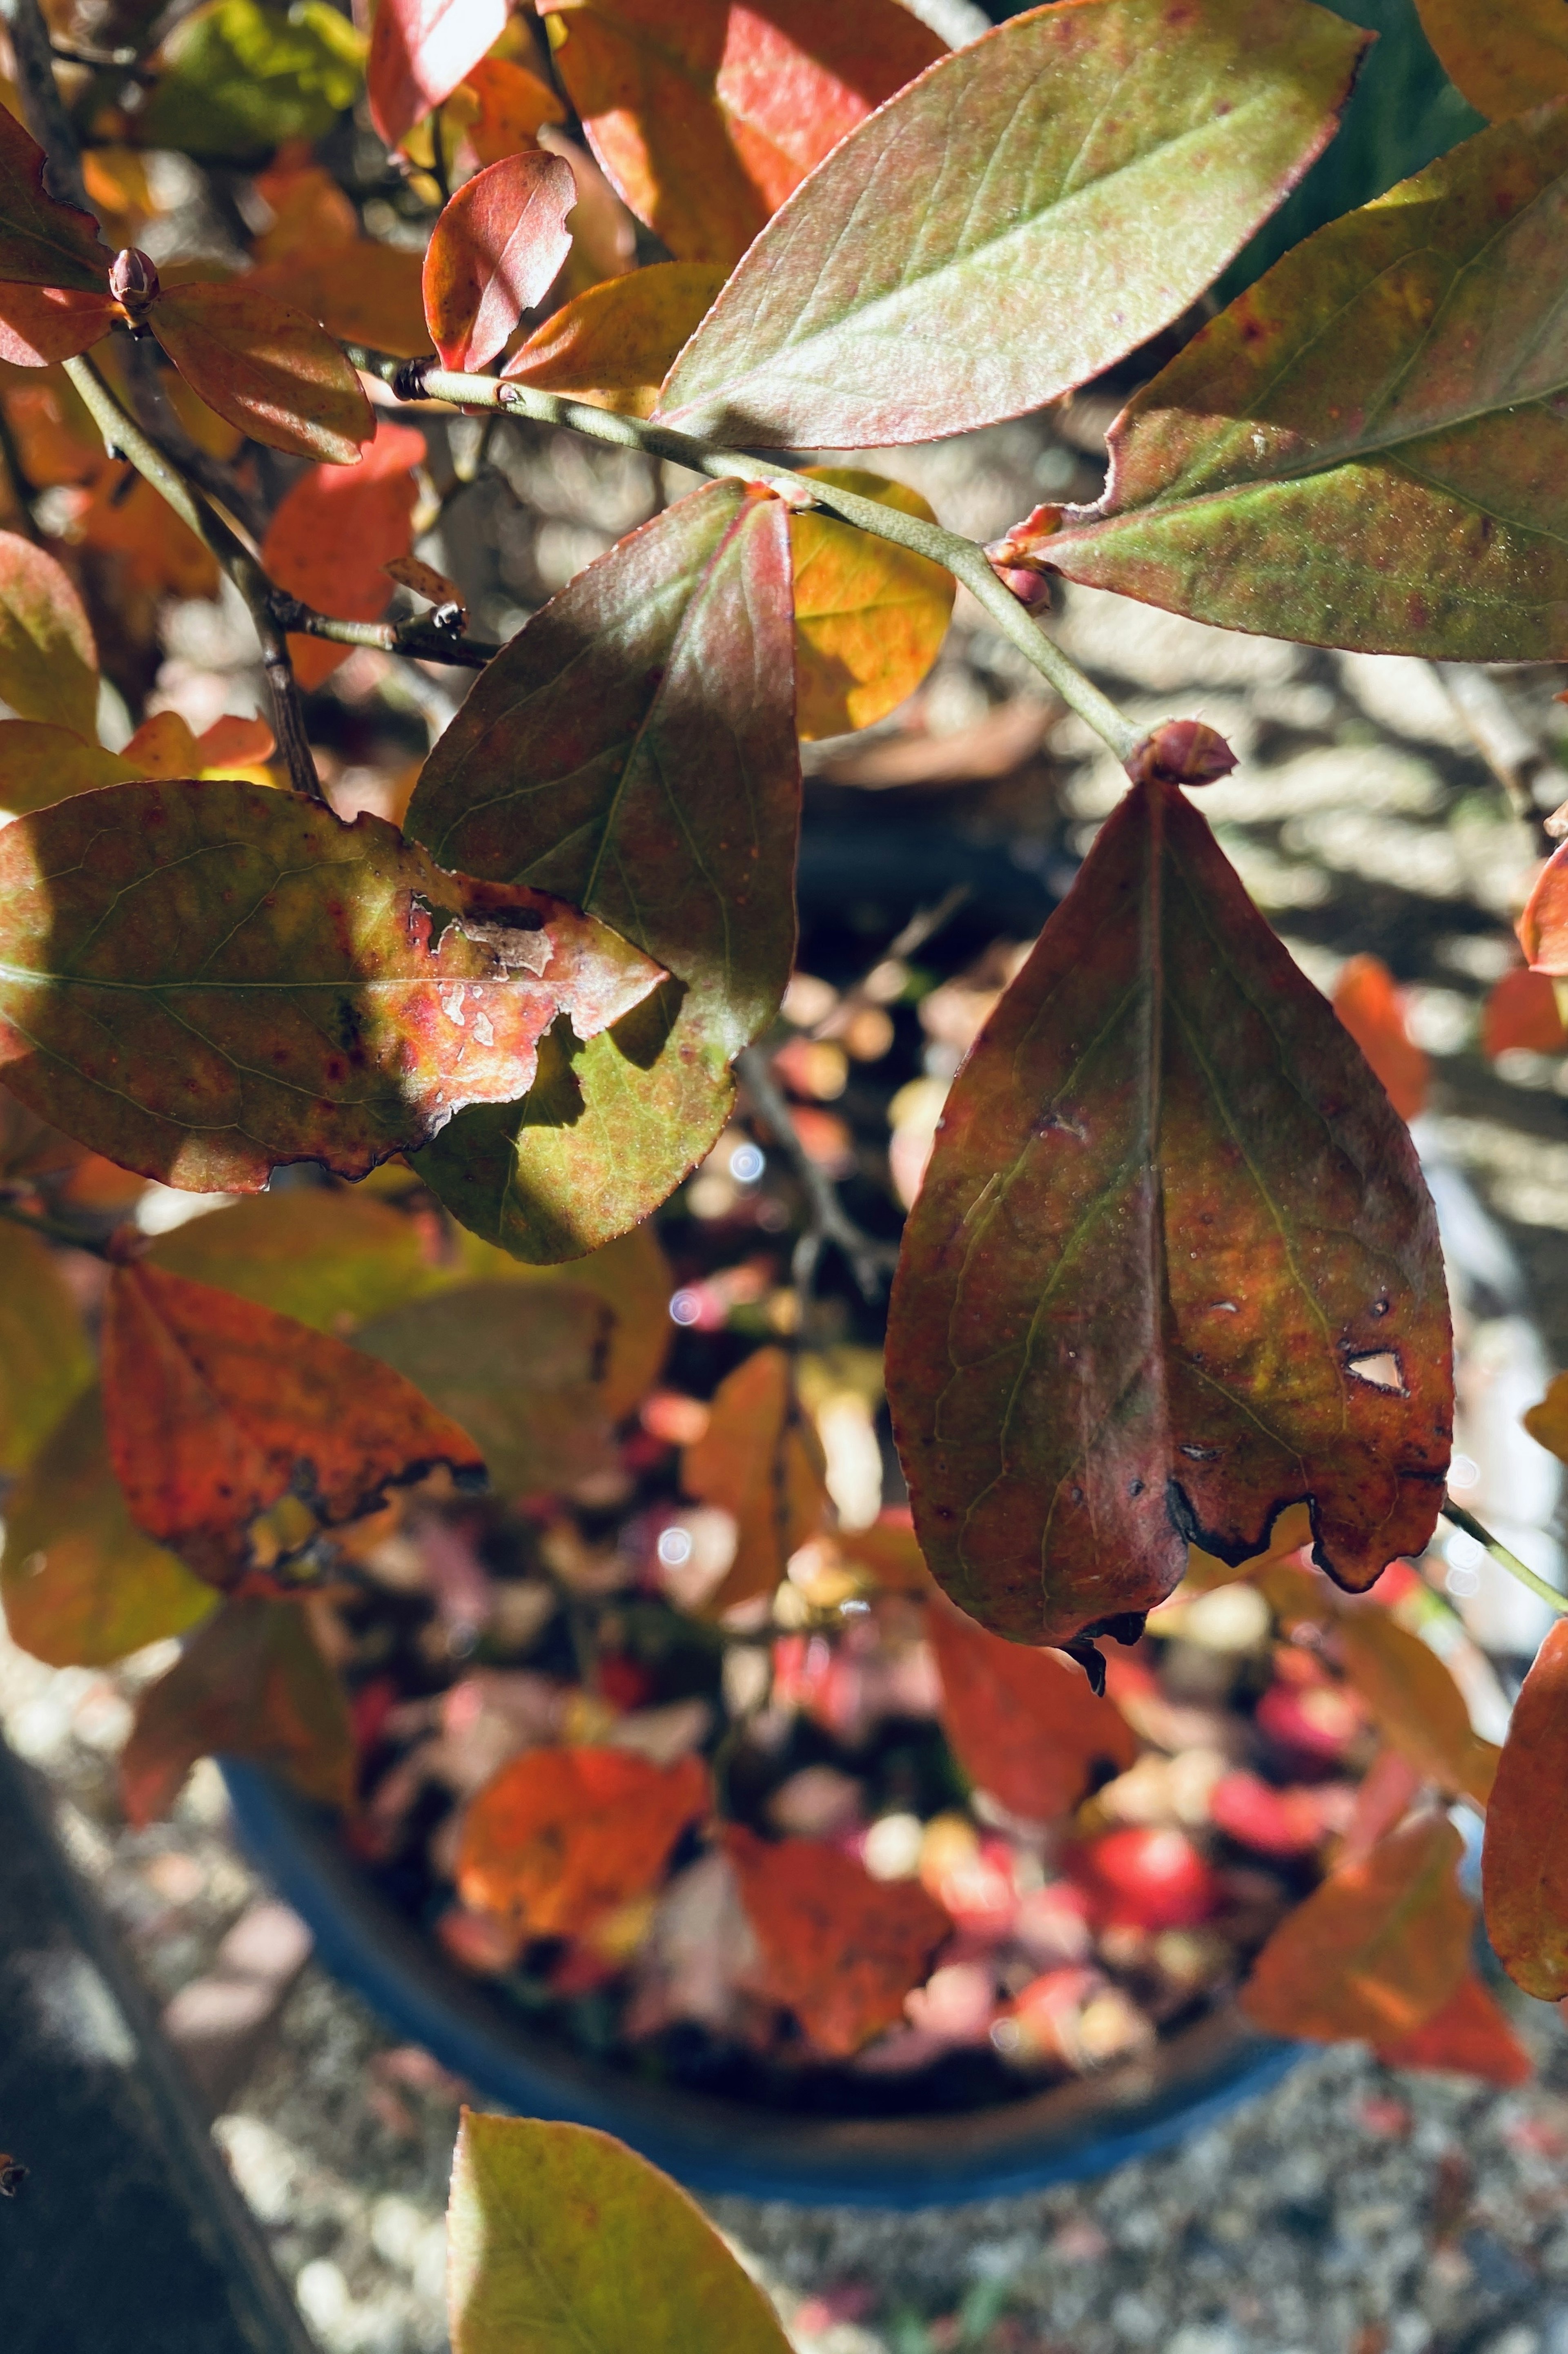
[723,1823,949,2059]
[0,103,114,292]
[1242,1813,1472,2041]
[1483,967,1568,1058]
[120,1595,354,1828]
[1519,845,1568,975]
[0,779,665,1191]
[886,778,1453,1652]
[423,150,576,373]
[0,282,119,368]
[368,0,509,147]
[460,56,567,168]
[1483,1618,1568,1999]
[1331,954,1428,1123]
[1208,1770,1337,1859]
[928,1594,1135,1822]
[101,1261,486,1578]
[148,280,374,464]
[261,419,426,689]
[458,1745,709,1936]
[680,1347,828,1614]
[1373,1971,1532,2087]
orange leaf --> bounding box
[1483,965,1568,1057]
[681,1347,828,1614]
[251,157,359,263]
[74,465,221,600]
[1331,954,1428,1123]
[1523,1371,1568,1463]
[791,466,955,739]
[0,283,118,368]
[249,242,432,363]
[0,720,139,814]
[504,260,725,417]
[928,1594,1135,1823]
[368,0,510,147]
[1413,0,1568,123]
[461,55,566,165]
[101,1261,486,1579]
[544,0,946,268]
[120,1595,354,1827]
[149,279,374,464]
[423,150,576,372]
[1483,1617,1568,1997]
[724,1822,949,2058]
[261,418,426,688]
[1518,842,1568,973]
[1241,1813,1471,2041]
[1336,1606,1498,1807]
[1373,1970,1532,2086]
[458,1745,709,1935]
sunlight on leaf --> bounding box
[680,1347,828,1615]
[368,0,508,148]
[261,419,426,687]
[503,261,725,417]
[791,468,954,739]
[422,151,577,372]
[149,279,375,462]
[459,1747,708,1936]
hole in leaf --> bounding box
[1346,1351,1405,1395]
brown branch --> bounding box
[268,595,501,670]
[736,1045,895,1304]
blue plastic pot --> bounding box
[222,1761,1299,2209]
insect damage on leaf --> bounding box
[886,778,1453,1652]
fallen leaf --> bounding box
[791,468,954,740]
[101,1261,486,1577]
[1483,967,1568,1057]
[0,531,97,732]
[0,1221,92,1473]
[886,778,1452,1649]
[149,279,374,463]
[423,149,577,372]
[0,102,114,290]
[1414,0,1568,123]
[1043,105,1568,660]
[1242,1813,1472,2039]
[929,1594,1136,1822]
[460,55,567,166]
[406,479,797,1260]
[681,1347,828,1614]
[724,1822,949,2058]
[1336,1607,1497,1807]
[368,0,509,147]
[545,0,944,270]
[1483,1617,1568,1997]
[1372,1969,1533,2086]
[1332,954,1428,1123]
[0,779,666,1190]
[447,2113,793,2354]
[657,0,1368,446]
[120,1595,354,1826]
[261,418,426,688]
[0,1389,214,1667]
[0,720,140,813]
[458,1746,708,1935]
[503,260,724,417]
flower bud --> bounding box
[109,247,160,316]
[1123,719,1238,790]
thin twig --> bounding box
[1433,665,1563,860]
[268,595,500,670]
[0,0,88,208]
[736,1045,895,1304]
[0,1197,113,1257]
[812,883,969,1043]
[1441,1494,1568,1619]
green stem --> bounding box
[1440,1494,1568,1619]
[377,358,1142,763]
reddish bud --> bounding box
[984,502,1063,607]
[1124,719,1238,789]
[109,247,160,315]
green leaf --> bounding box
[447,2113,793,2354]
[406,480,797,1261]
[885,778,1453,1652]
[0,533,97,734]
[655,0,1370,448]
[0,104,112,292]
[139,0,367,160]
[0,779,665,1193]
[1,1389,216,1668]
[0,1221,92,1473]
[148,1191,435,1330]
[1044,102,1568,660]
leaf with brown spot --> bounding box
[148,279,374,464]
[101,1260,486,1579]
[0,779,665,1192]
[261,419,426,688]
[681,1347,828,1614]
[1041,106,1568,660]
[1242,1813,1472,2040]
[1414,0,1568,123]
[886,779,1453,1651]
[1332,955,1428,1123]
[0,104,114,292]
[1373,1970,1532,2086]
[791,468,954,740]
[368,0,509,145]
[929,1593,1136,1823]
[503,260,725,417]
[120,1596,354,1828]
[422,150,577,372]
[1483,1617,1568,1997]
[1336,1606,1497,1808]
[723,1823,949,2058]
[0,532,97,733]
[0,1389,215,1668]
[458,1746,709,1936]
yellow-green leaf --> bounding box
[504,261,726,418]
[791,468,954,739]
[148,1191,435,1332]
[0,1222,93,1473]
[0,721,140,814]
[0,533,97,733]
[1415,0,1568,123]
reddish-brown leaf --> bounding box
[928,1594,1135,1823]
[723,1822,949,2058]
[149,279,374,463]
[886,779,1453,1650]
[1242,1813,1472,2040]
[0,283,118,368]
[681,1347,828,1615]
[544,0,945,270]
[0,779,666,1191]
[460,55,567,167]
[458,1746,709,1935]
[102,1262,486,1578]
[120,1595,354,1827]
[1483,1617,1568,1998]
[1332,955,1428,1123]
[0,104,114,292]
[503,260,726,417]
[423,150,576,372]
[1373,1971,1533,2086]
[0,530,97,733]
[261,419,426,689]
[1484,967,1568,1058]
[248,242,431,362]
[1519,843,1568,975]
[1336,1606,1497,1808]
[368,0,509,146]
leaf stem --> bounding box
[372,356,1143,764]
[0,1197,112,1258]
[1440,1494,1568,1619]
